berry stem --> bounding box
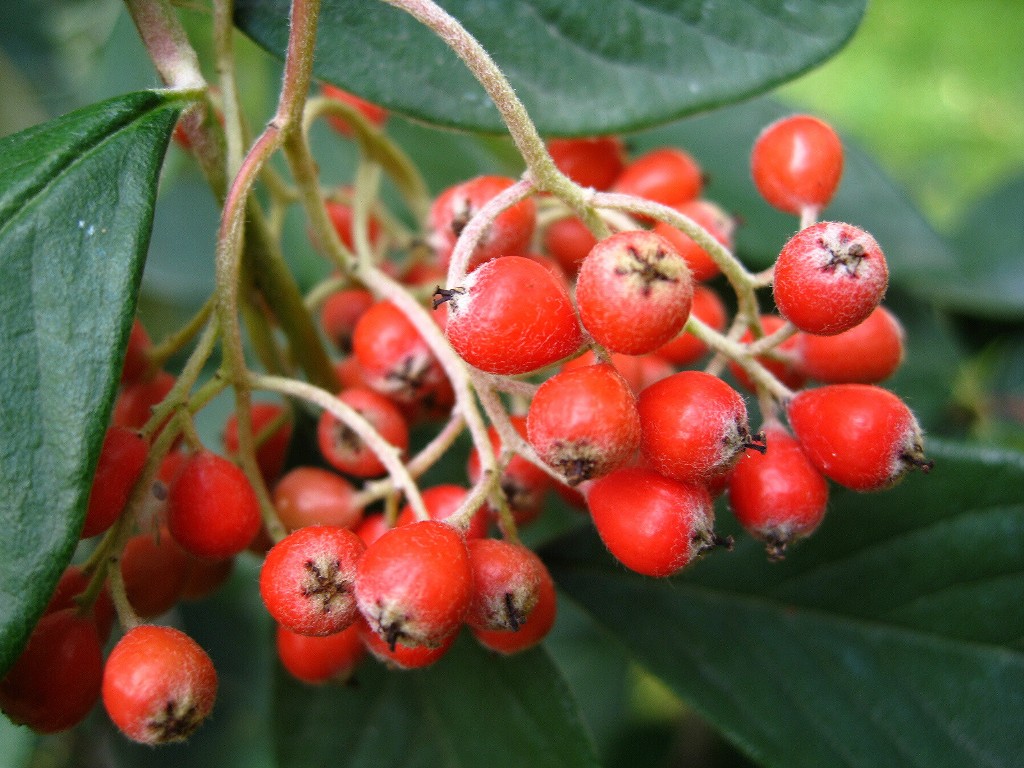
[686,316,794,403]
[146,298,215,373]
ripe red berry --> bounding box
[317,387,409,478]
[727,314,806,393]
[395,484,486,539]
[440,255,583,375]
[322,199,383,254]
[0,608,103,733]
[121,527,191,619]
[527,363,640,485]
[320,288,375,353]
[223,402,293,485]
[471,552,556,655]
[354,512,390,547]
[260,525,366,636]
[467,417,552,527]
[166,451,262,559]
[428,175,536,271]
[542,215,598,277]
[654,285,729,367]
[273,466,361,531]
[82,426,148,538]
[561,349,673,394]
[652,199,735,282]
[102,625,217,745]
[180,555,234,601]
[352,300,449,406]
[546,136,626,190]
[45,565,116,641]
[751,114,843,217]
[112,370,175,430]
[727,424,829,560]
[773,221,888,336]
[321,83,389,135]
[120,318,153,385]
[576,230,694,355]
[356,520,472,649]
[357,615,457,670]
[796,305,905,384]
[612,147,703,209]
[276,623,364,684]
[465,539,544,632]
[638,371,755,485]
[587,467,721,577]
[787,384,932,491]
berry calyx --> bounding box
[751,114,843,217]
[465,539,544,632]
[471,552,557,655]
[102,625,217,745]
[317,387,409,478]
[787,384,932,491]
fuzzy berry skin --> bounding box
[751,114,843,216]
[260,525,366,636]
[317,387,409,478]
[356,520,472,649]
[0,609,103,733]
[273,466,361,531]
[471,554,556,655]
[796,305,905,384]
[102,625,217,745]
[321,84,389,136]
[542,216,597,276]
[587,467,719,577]
[428,175,536,271]
[652,199,735,282]
[546,136,626,191]
[773,221,888,336]
[276,623,364,685]
[787,384,931,492]
[465,539,544,632]
[654,285,729,367]
[353,300,449,406]
[357,615,457,670]
[561,350,673,394]
[166,451,262,559]
[527,363,640,486]
[638,371,753,485]
[441,255,583,375]
[728,424,829,560]
[612,147,703,208]
[223,402,293,485]
[467,417,552,527]
[576,230,694,355]
[82,426,149,539]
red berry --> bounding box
[44,565,116,641]
[102,625,217,745]
[562,349,673,394]
[773,221,888,336]
[355,520,472,649]
[546,136,626,190]
[796,305,905,384]
[638,371,755,485]
[320,288,375,353]
[273,466,361,531]
[612,147,703,209]
[276,623,364,684]
[395,484,486,539]
[223,402,293,485]
[113,370,175,430]
[787,384,932,491]
[467,417,552,527]
[352,300,449,406]
[652,199,735,282]
[727,424,829,559]
[440,255,583,375]
[471,552,556,655]
[428,175,536,271]
[82,426,148,539]
[527,363,640,485]
[180,555,234,601]
[751,114,843,216]
[357,615,456,670]
[465,539,544,632]
[317,387,409,478]
[586,467,720,577]
[323,199,383,253]
[260,525,366,636]
[321,83,389,135]
[0,609,103,733]
[727,315,806,393]
[166,451,262,559]
[576,230,694,355]
[121,527,191,619]
[354,513,390,547]
[542,215,598,276]
[120,318,153,385]
[654,285,729,367]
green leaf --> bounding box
[0,91,182,674]
[233,0,867,135]
[546,440,1024,768]
[274,632,600,768]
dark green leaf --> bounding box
[234,0,866,135]
[274,631,599,768]
[0,91,182,674]
[546,440,1024,768]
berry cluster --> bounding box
[2,93,932,745]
